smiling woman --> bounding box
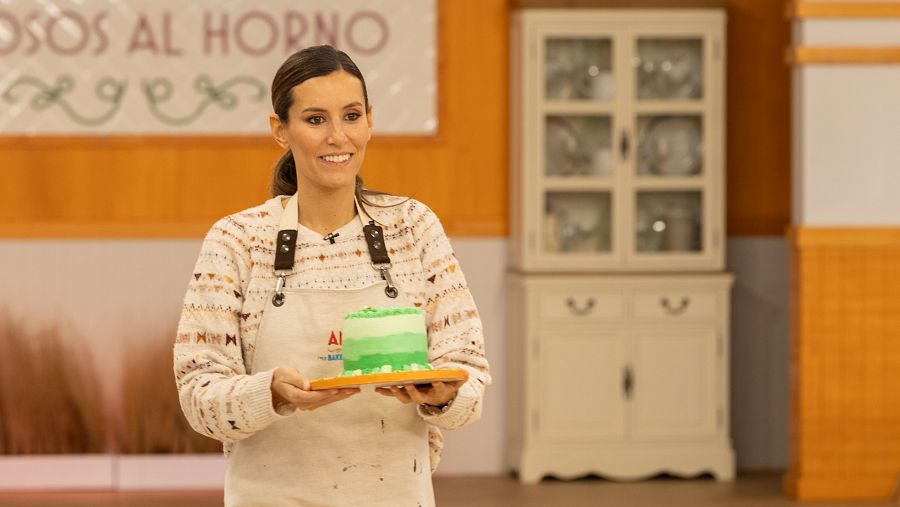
[173,44,491,507]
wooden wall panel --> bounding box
[786,228,900,500]
[0,0,510,238]
[725,0,792,235]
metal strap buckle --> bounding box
[272,270,290,307]
[374,263,398,298]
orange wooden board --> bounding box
[309,369,468,391]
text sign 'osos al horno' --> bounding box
[0,0,436,135]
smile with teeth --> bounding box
[320,153,352,164]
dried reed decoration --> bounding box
[0,313,107,454]
[118,333,221,454]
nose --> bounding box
[327,124,348,145]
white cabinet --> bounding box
[507,275,734,483]
[509,8,734,483]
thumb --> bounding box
[279,366,311,391]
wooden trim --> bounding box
[791,2,900,19]
[0,222,214,238]
[0,134,441,149]
[513,0,725,8]
[441,220,507,237]
[789,227,900,247]
[0,219,507,239]
[790,46,900,64]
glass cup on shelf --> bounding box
[635,191,703,253]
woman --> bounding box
[173,45,490,506]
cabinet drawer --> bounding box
[537,291,624,321]
[633,289,718,320]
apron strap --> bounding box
[271,193,398,306]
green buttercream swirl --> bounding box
[345,307,422,319]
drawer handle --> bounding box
[660,297,690,315]
[566,297,596,316]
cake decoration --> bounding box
[339,307,433,377]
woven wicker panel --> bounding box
[786,227,900,500]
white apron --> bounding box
[225,194,434,507]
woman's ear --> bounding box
[366,105,374,140]
[269,113,289,149]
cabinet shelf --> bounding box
[542,177,617,190]
[543,101,617,114]
[631,177,707,189]
[632,101,707,113]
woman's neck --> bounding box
[294,184,357,237]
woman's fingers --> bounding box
[379,380,469,406]
[289,386,360,410]
[403,384,428,404]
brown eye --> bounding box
[306,116,325,125]
[345,112,361,121]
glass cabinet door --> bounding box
[538,35,617,263]
[630,35,710,261]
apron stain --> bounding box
[342,465,356,472]
[333,484,338,489]
[413,459,417,473]
[381,418,385,432]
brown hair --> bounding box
[269,45,392,212]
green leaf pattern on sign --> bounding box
[2,74,266,127]
[3,75,126,127]
[142,75,266,126]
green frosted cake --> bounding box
[340,307,433,377]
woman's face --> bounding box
[270,70,373,193]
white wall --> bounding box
[726,237,790,471]
[793,18,900,226]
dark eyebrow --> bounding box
[300,102,364,114]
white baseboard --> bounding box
[0,455,114,490]
[0,454,226,491]
[116,454,225,490]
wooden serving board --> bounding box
[309,369,468,390]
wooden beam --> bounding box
[0,222,215,238]
[792,2,900,18]
[513,0,725,9]
[790,46,900,64]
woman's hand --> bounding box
[375,381,464,408]
[271,366,359,412]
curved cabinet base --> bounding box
[513,444,735,484]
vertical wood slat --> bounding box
[786,227,900,500]
[725,0,792,236]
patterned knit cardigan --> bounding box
[173,194,491,470]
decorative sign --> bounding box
[0,0,436,135]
